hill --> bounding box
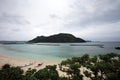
[28,33,86,43]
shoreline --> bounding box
[0,53,60,69]
[0,53,67,76]
[0,53,89,80]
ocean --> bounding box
[0,42,120,61]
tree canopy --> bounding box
[0,53,120,80]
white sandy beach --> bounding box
[0,53,89,80]
[0,54,67,76]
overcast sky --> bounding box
[0,0,120,41]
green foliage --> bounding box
[24,68,37,80]
[34,65,59,80]
[106,72,118,80]
[25,68,36,77]
[1,64,10,70]
[85,53,120,80]
[84,71,91,77]
[0,53,120,80]
[59,53,120,80]
[59,54,90,80]
[28,33,85,43]
[0,65,24,80]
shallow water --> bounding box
[0,42,120,61]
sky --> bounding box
[0,0,120,41]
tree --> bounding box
[84,53,120,80]
[59,55,86,80]
[59,53,120,80]
[0,64,24,80]
[24,68,37,80]
[0,53,120,80]
[34,65,59,80]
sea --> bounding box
[0,42,120,61]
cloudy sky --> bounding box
[0,0,120,41]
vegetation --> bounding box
[0,64,24,80]
[28,33,86,43]
[0,53,120,80]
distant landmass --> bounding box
[28,33,86,43]
[0,41,26,44]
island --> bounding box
[115,47,120,50]
[28,33,86,43]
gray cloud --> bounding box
[49,14,61,19]
[66,0,120,27]
[11,28,21,32]
[0,0,120,41]
[79,6,120,26]
[0,13,30,25]
[0,0,29,13]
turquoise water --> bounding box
[0,42,120,61]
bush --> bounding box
[0,53,120,80]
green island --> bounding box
[28,33,86,43]
[0,53,120,80]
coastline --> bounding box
[0,53,60,69]
[0,53,90,80]
[0,53,67,76]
